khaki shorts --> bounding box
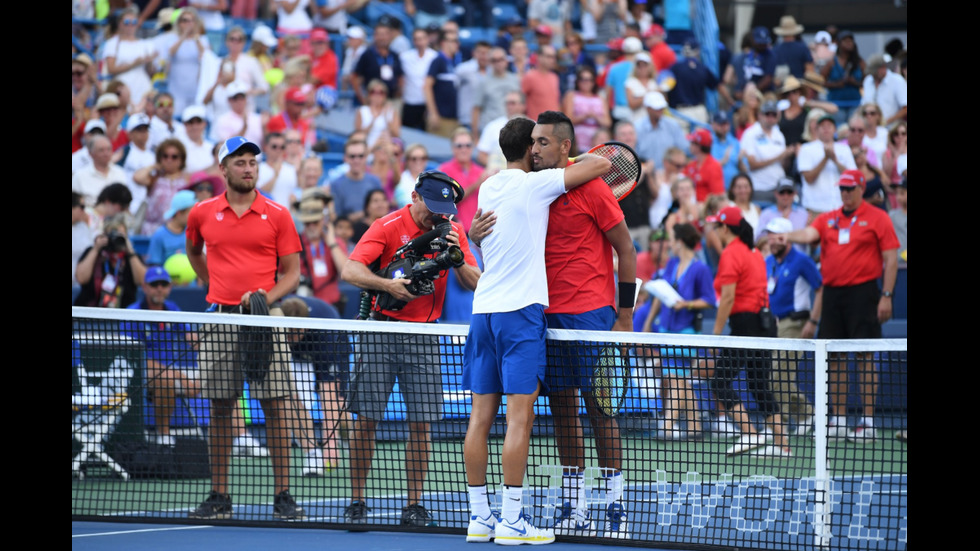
[199,307,295,401]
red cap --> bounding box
[285,87,308,103]
[838,169,867,189]
[606,37,624,52]
[644,24,666,38]
[534,24,553,37]
[716,206,744,226]
[310,28,329,42]
[688,128,713,147]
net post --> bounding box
[813,340,832,548]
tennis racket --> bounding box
[585,141,642,201]
[593,345,629,416]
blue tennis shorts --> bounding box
[464,304,546,395]
[545,306,616,392]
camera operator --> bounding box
[340,170,481,527]
[75,214,147,308]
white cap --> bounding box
[346,26,366,40]
[225,81,249,98]
[252,25,278,48]
[634,51,652,64]
[643,91,667,110]
[814,30,832,45]
[125,113,151,132]
[763,217,794,234]
[84,119,107,133]
[622,37,643,54]
[181,104,207,122]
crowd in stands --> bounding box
[73,1,907,321]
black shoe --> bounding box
[344,500,369,524]
[401,503,437,527]
[273,490,305,520]
[189,491,232,520]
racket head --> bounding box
[593,345,628,416]
[586,141,642,201]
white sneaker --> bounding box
[467,513,497,543]
[752,445,793,459]
[495,513,555,546]
[303,448,324,477]
[233,434,270,458]
[553,502,595,537]
[794,417,814,436]
[828,424,850,439]
[154,434,176,447]
[710,418,740,438]
[605,502,629,539]
[847,425,877,442]
[726,433,768,456]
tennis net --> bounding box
[71,306,907,550]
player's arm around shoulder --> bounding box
[449,221,481,291]
[564,153,611,190]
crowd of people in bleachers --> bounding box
[73,1,906,319]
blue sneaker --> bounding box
[553,502,595,537]
[605,502,629,539]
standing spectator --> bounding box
[862,55,907,127]
[147,190,196,266]
[213,82,264,144]
[797,113,856,214]
[881,122,908,186]
[330,139,382,221]
[668,39,720,124]
[508,37,532,79]
[776,170,899,441]
[354,80,401,148]
[710,112,741,188]
[710,206,790,458]
[404,0,451,28]
[185,136,306,520]
[424,30,462,137]
[562,65,611,154]
[399,28,438,130]
[341,171,480,527]
[762,217,819,434]
[739,100,794,204]
[559,32,596,94]
[889,178,907,258]
[604,36,644,122]
[741,27,776,93]
[683,128,724,204]
[756,179,808,244]
[771,16,813,85]
[521,44,561,121]
[315,0,367,34]
[643,24,676,72]
[527,0,573,47]
[352,17,404,106]
[148,92,185,151]
[275,0,314,37]
[340,26,368,95]
[100,6,158,111]
[456,41,491,130]
[72,135,127,205]
[202,26,269,127]
[634,92,688,172]
[258,133,299,206]
[160,7,211,113]
[119,114,157,211]
[838,114,876,168]
[74,214,148,308]
[471,47,519,137]
[622,52,659,123]
[584,0,627,46]
[822,30,864,116]
[179,106,215,173]
[438,128,486,233]
[860,103,890,168]
[310,29,340,89]
[134,138,190,235]
[476,90,526,173]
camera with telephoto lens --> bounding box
[371,214,465,312]
[105,230,128,253]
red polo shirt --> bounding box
[186,192,302,305]
[714,239,769,314]
[684,155,724,202]
[349,205,478,322]
[545,179,624,314]
[812,201,899,287]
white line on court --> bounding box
[72,525,213,538]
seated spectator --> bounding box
[203,26,270,126]
[292,156,327,207]
[635,91,688,172]
[284,129,308,170]
[121,267,201,447]
[73,135,128,206]
[861,102,890,167]
[213,82,265,144]
[257,133,299,207]
[756,179,808,246]
[881,121,907,190]
[354,79,401,148]
[710,112,741,188]
[476,90,526,172]
[471,47,519,136]
[73,191,92,287]
[393,143,429,207]
[683,128,725,204]
[72,54,100,152]
[267,87,316,147]
[330,139,382,221]
[72,120,108,174]
[340,26,368,95]
[179,106,215,173]
[85,183,134,236]
[310,28,339,89]
[147,190,197,266]
[623,52,659,123]
[521,44,561,120]
[663,176,700,240]
[369,136,404,201]
[95,93,129,151]
[74,214,147,308]
[351,188,392,243]
[148,92,185,151]
[296,194,349,311]
[562,65,610,154]
[728,173,762,234]
[118,114,156,211]
[890,178,907,259]
[134,138,190,235]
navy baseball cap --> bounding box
[145,266,172,285]
[415,171,462,216]
[712,111,730,124]
[218,136,261,164]
[752,26,771,45]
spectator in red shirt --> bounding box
[266,87,314,146]
[310,28,339,89]
[438,127,487,232]
[683,128,724,204]
[521,44,560,121]
[643,24,676,72]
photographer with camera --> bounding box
[75,214,147,308]
[340,170,481,527]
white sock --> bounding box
[501,485,523,523]
[606,471,623,506]
[562,471,584,510]
[469,485,491,519]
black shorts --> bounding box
[820,280,882,340]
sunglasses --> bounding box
[227,35,245,43]
[408,156,428,162]
[453,143,473,149]
[155,101,173,108]
[839,186,860,192]
[850,127,865,132]
[896,131,907,136]
[267,143,285,150]
[195,183,214,192]
[122,18,138,25]
[161,153,182,160]
[369,89,386,95]
[763,111,779,117]
[72,70,85,77]
[148,281,171,288]
[863,111,879,116]
[185,118,204,124]
[491,57,507,62]
[286,139,302,144]
[179,18,194,24]
[347,153,366,159]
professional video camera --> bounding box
[359,214,465,316]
